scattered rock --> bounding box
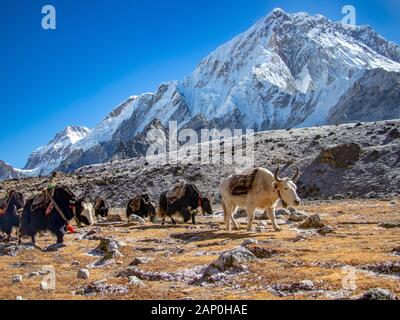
[298,280,315,291]
[317,226,335,235]
[246,245,278,259]
[118,266,205,284]
[71,261,80,267]
[0,244,34,257]
[275,209,290,216]
[362,261,400,276]
[128,214,146,225]
[205,247,257,274]
[270,280,315,296]
[257,221,268,227]
[255,226,266,233]
[130,257,153,266]
[28,272,39,278]
[241,238,258,246]
[79,228,102,240]
[356,288,398,300]
[288,210,308,222]
[77,269,90,280]
[16,296,25,300]
[92,258,116,268]
[12,275,22,283]
[129,276,145,287]
[78,281,129,296]
[299,214,326,229]
[96,237,121,254]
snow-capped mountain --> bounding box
[5,8,400,178]
[22,125,90,176]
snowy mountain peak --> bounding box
[23,125,91,175]
[52,125,90,145]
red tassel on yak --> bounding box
[66,224,75,234]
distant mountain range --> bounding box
[1,8,399,180]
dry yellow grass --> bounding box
[0,199,399,300]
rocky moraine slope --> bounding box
[1,120,399,207]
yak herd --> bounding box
[0,166,301,246]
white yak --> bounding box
[220,166,301,232]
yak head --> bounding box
[75,197,95,226]
[201,197,213,215]
[53,186,78,221]
[273,166,301,208]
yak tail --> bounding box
[156,206,166,219]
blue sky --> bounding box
[0,0,399,168]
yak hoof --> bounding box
[273,226,282,232]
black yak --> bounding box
[0,191,25,240]
[158,184,213,225]
[126,194,156,222]
[19,185,78,245]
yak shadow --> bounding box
[135,224,194,231]
[170,229,278,243]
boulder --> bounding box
[299,214,326,229]
[241,238,258,246]
[128,214,146,225]
[317,143,361,168]
[246,245,278,259]
[205,247,257,274]
[357,288,398,300]
[388,128,400,140]
[97,238,120,254]
[129,276,145,287]
[12,275,22,283]
[288,209,308,222]
[298,280,315,291]
[77,269,90,280]
[317,226,335,235]
[130,257,153,266]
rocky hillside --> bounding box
[0,161,24,181]
[7,8,400,177]
[1,120,399,206]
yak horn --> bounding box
[274,166,282,182]
[292,166,300,181]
